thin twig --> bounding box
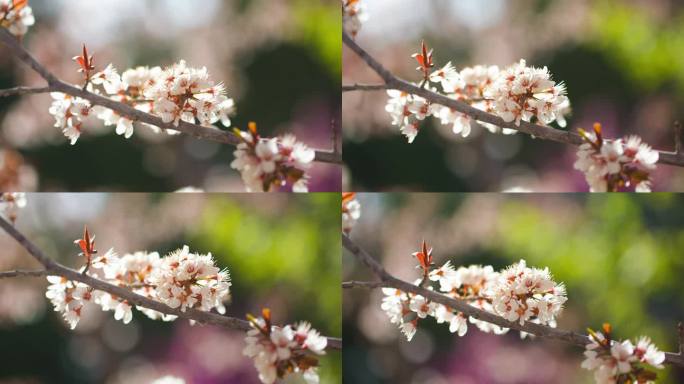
[0,86,51,98]
[678,322,684,355]
[0,217,341,350]
[342,83,388,92]
[0,269,47,278]
[342,233,684,366]
[0,28,341,165]
[342,31,684,167]
[342,280,386,289]
[675,121,682,155]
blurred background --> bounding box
[0,193,341,383]
[343,0,684,192]
[0,0,341,191]
[343,193,684,383]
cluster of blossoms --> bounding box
[231,122,315,192]
[0,192,26,223]
[380,241,566,341]
[243,309,327,384]
[574,123,659,192]
[342,0,367,38]
[342,192,361,234]
[45,227,231,329]
[581,324,665,384]
[490,259,567,329]
[0,0,34,37]
[385,42,570,143]
[48,46,235,145]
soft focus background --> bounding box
[343,193,684,383]
[0,193,341,383]
[0,0,341,191]
[343,0,684,192]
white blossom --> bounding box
[581,329,665,384]
[0,0,34,37]
[342,0,367,38]
[149,245,231,313]
[48,93,91,145]
[244,311,326,384]
[575,125,659,192]
[342,193,361,234]
[231,124,315,192]
[0,192,26,223]
[490,259,567,327]
[485,59,569,127]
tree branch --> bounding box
[342,280,386,289]
[342,31,684,167]
[0,217,341,350]
[0,28,341,165]
[342,233,684,366]
[342,83,388,92]
[0,86,51,98]
[0,269,48,278]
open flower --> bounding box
[0,192,26,223]
[48,93,91,145]
[231,123,315,192]
[149,245,231,313]
[490,259,567,327]
[0,0,34,37]
[243,309,326,384]
[582,324,665,384]
[485,59,569,127]
[574,123,658,192]
[342,0,367,38]
[342,192,361,234]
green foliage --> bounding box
[590,0,684,95]
[292,0,342,76]
[193,194,341,330]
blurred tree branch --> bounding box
[342,31,684,167]
[0,86,51,98]
[0,216,342,350]
[0,268,47,278]
[342,232,684,366]
[341,83,388,92]
[0,29,342,165]
[342,280,386,289]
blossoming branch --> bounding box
[0,1,342,192]
[46,226,232,330]
[0,199,341,383]
[385,40,570,143]
[342,0,684,192]
[51,53,236,145]
[379,240,567,341]
[342,229,684,383]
